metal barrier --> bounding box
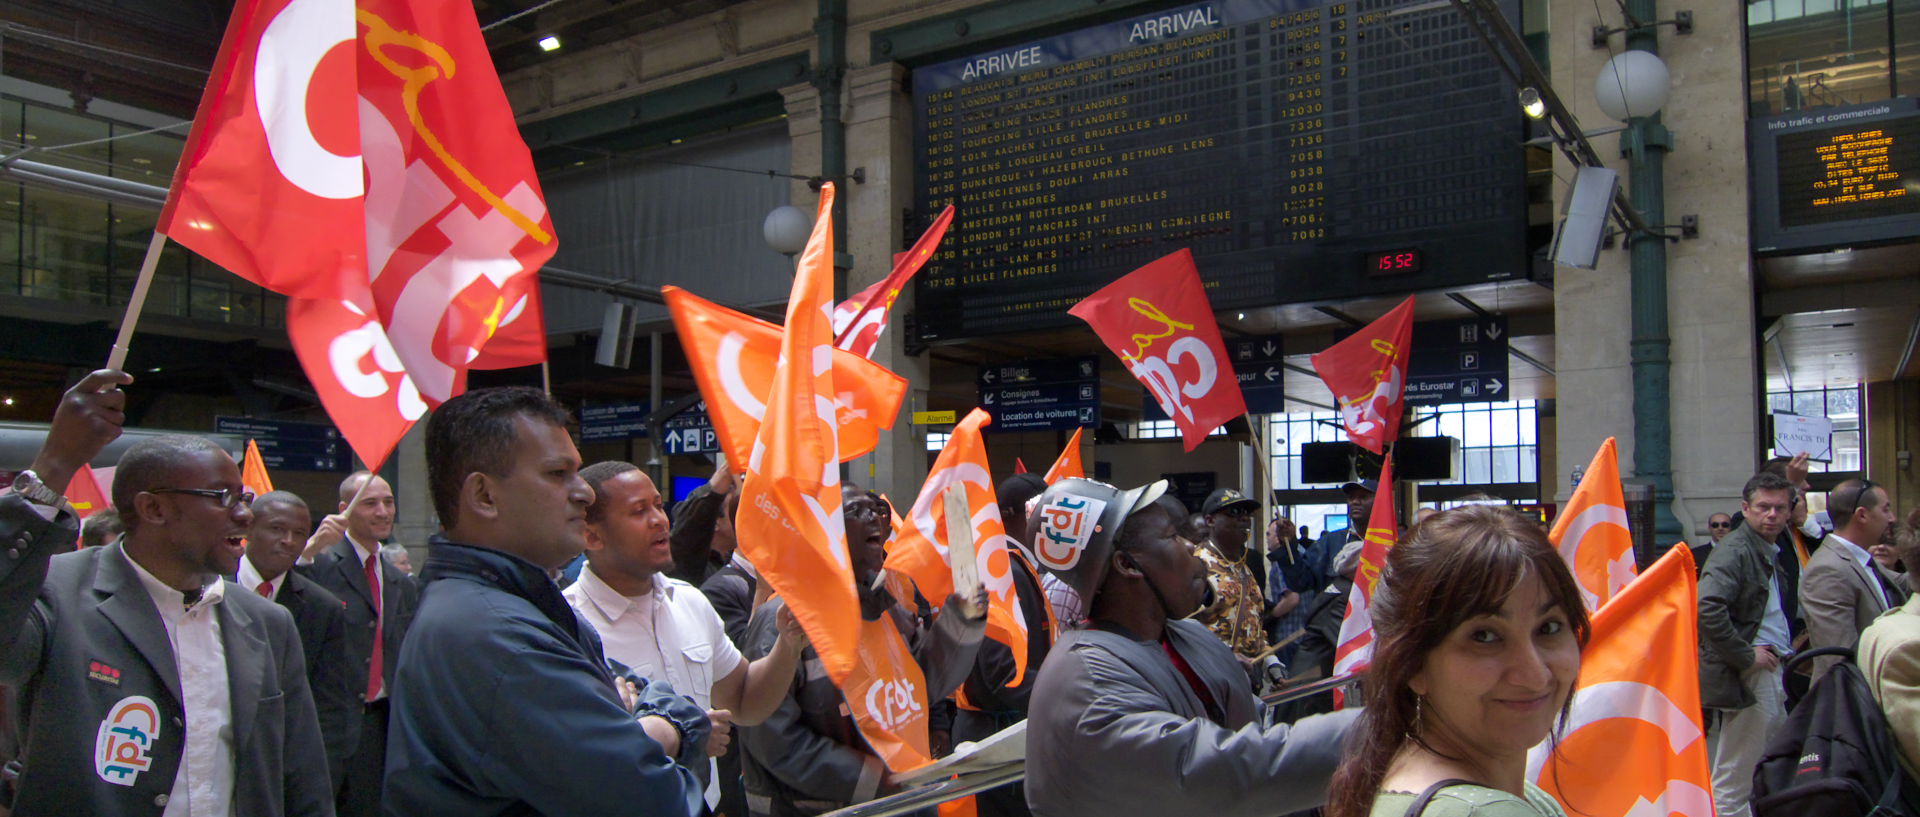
[819,671,1363,817]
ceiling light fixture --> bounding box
[538,35,561,52]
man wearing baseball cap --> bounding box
[1024,479,1357,817]
[1193,489,1268,658]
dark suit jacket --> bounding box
[298,539,418,719]
[274,570,357,794]
[0,494,333,816]
[699,563,756,648]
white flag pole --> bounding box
[106,232,170,371]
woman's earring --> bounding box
[1410,695,1426,738]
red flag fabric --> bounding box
[1068,250,1246,451]
[733,182,864,684]
[1043,427,1085,484]
[1311,296,1415,455]
[202,0,555,470]
[287,293,424,473]
[1550,437,1638,611]
[1331,454,1397,680]
[1529,545,1710,817]
[241,439,275,496]
[831,205,955,358]
[886,409,1033,684]
[158,0,363,300]
[665,286,908,466]
[64,464,112,520]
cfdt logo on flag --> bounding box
[862,677,925,731]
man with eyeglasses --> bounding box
[0,370,332,816]
[1801,478,1902,680]
[1699,470,1800,817]
[1709,513,1734,541]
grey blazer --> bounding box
[1024,619,1358,817]
[0,493,333,817]
[1803,537,1902,678]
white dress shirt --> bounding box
[563,565,744,709]
[125,551,234,817]
[235,556,282,602]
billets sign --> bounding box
[213,416,347,472]
[980,357,1100,433]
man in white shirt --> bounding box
[1802,478,1901,678]
[566,461,808,811]
[0,369,331,817]
[296,472,419,817]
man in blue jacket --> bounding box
[382,387,708,816]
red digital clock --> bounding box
[1363,248,1424,276]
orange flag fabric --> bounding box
[886,409,1032,684]
[841,616,935,771]
[736,183,860,680]
[64,465,112,520]
[1549,437,1638,611]
[1530,545,1711,817]
[664,287,908,466]
[1043,427,1085,484]
[241,439,275,496]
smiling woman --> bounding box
[1326,505,1591,817]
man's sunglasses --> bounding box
[1708,521,1732,529]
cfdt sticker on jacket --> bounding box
[95,695,162,785]
[1035,495,1106,570]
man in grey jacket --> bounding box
[1024,478,1357,817]
[1698,470,1797,817]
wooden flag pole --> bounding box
[540,360,552,395]
[107,232,170,371]
[1244,412,1290,564]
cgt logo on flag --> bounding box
[95,696,162,785]
[1035,495,1106,570]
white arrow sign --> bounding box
[982,370,997,383]
[1487,323,1504,340]
[984,392,996,405]
[1487,378,1505,395]
[1262,341,1278,357]
[1264,366,1280,383]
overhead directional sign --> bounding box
[215,416,348,472]
[660,404,719,455]
[579,400,651,442]
[1147,333,1286,419]
[1404,316,1510,405]
[980,357,1100,432]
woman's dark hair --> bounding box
[1325,504,1591,817]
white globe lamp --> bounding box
[1594,50,1671,121]
[763,205,812,256]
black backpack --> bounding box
[1753,647,1920,817]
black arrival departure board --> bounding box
[911,0,1528,342]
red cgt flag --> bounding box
[177,0,559,471]
[1311,296,1414,455]
[1332,454,1397,681]
[64,464,112,521]
[831,205,955,359]
[665,287,908,466]
[1069,250,1246,452]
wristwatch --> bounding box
[10,470,74,517]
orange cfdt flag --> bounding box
[241,439,275,496]
[1549,437,1638,611]
[1043,427,1085,484]
[1310,296,1415,455]
[887,409,1033,684]
[1530,545,1711,817]
[664,286,907,466]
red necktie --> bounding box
[365,554,384,699]
[257,580,273,598]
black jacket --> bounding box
[0,495,333,817]
[297,538,418,725]
[272,569,358,794]
[382,538,706,817]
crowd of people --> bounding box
[2,369,1916,817]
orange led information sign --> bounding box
[1778,116,1920,228]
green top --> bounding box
[1370,781,1567,817]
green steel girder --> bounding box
[870,0,1171,65]
[522,54,812,157]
